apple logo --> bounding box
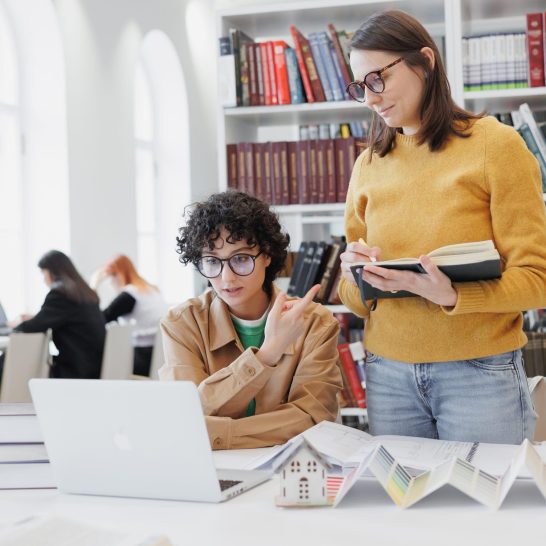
[113,428,132,451]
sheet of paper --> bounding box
[213,444,289,470]
[0,462,56,490]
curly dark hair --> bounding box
[176,191,290,297]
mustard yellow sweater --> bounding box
[339,116,546,363]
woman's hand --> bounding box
[339,241,381,284]
[256,284,320,366]
[362,255,457,307]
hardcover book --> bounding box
[350,240,502,305]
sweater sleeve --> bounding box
[337,151,371,318]
[444,122,546,315]
[103,291,136,323]
[15,290,70,332]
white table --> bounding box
[0,476,544,546]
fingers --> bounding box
[270,291,287,317]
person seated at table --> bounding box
[159,191,342,449]
[10,250,105,379]
[92,255,169,377]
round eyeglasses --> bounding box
[196,251,264,279]
[346,57,404,103]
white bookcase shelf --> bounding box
[216,0,546,250]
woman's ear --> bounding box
[420,46,435,71]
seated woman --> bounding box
[94,255,168,376]
[14,250,105,378]
[159,191,342,449]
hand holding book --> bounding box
[339,239,380,283]
[350,240,501,310]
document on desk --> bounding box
[302,421,475,470]
[333,439,546,509]
[0,404,43,443]
[0,443,48,464]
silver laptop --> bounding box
[29,379,270,502]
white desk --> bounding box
[0,477,544,546]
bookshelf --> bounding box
[216,0,546,249]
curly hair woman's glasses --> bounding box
[196,251,264,278]
[346,57,404,102]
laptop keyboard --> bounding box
[219,479,242,491]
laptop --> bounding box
[0,303,12,336]
[29,379,271,502]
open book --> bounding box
[349,240,501,306]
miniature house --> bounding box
[276,438,334,507]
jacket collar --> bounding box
[208,286,296,355]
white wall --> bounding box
[53,0,218,296]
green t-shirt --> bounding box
[231,314,267,417]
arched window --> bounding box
[0,2,23,316]
[135,31,192,303]
[0,0,69,316]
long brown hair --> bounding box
[351,10,482,158]
[105,255,154,293]
[38,250,99,305]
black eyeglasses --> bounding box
[196,251,264,278]
[346,57,404,103]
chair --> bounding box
[0,330,51,403]
[148,329,165,380]
[100,323,134,380]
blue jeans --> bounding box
[365,349,537,444]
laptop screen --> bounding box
[0,302,8,326]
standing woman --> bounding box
[338,10,546,443]
[95,255,168,377]
[15,250,105,378]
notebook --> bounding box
[350,240,502,309]
[29,379,271,502]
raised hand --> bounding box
[256,285,321,366]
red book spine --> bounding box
[327,23,352,91]
[266,41,278,105]
[289,25,314,103]
[263,142,273,204]
[279,142,290,204]
[338,343,366,408]
[253,143,264,201]
[316,139,327,202]
[244,142,255,196]
[259,42,272,105]
[334,138,347,202]
[226,144,238,190]
[271,142,282,205]
[247,43,259,106]
[273,41,291,105]
[287,141,299,204]
[325,139,336,203]
[526,13,545,87]
[236,142,247,193]
[309,139,319,204]
[296,140,310,204]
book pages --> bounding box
[333,440,546,509]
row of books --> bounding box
[287,237,346,304]
[338,342,366,409]
[462,12,546,91]
[299,120,370,141]
[226,137,363,205]
[219,23,354,107]
[495,103,546,192]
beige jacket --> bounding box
[159,288,342,449]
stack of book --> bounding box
[287,237,346,304]
[226,137,364,204]
[219,23,354,108]
[337,341,366,410]
[523,331,546,377]
[0,403,55,490]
